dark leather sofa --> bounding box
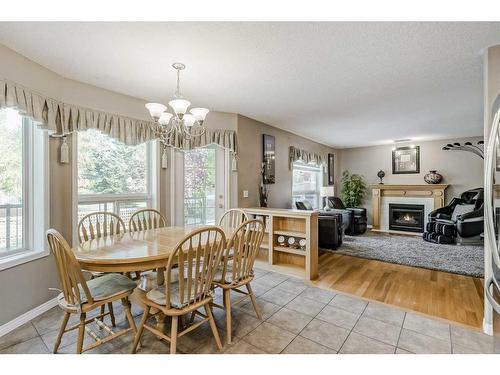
[295,201,344,250]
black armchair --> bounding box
[423,188,483,244]
[295,201,344,250]
[326,197,368,235]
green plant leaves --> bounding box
[341,170,366,208]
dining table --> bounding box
[74,225,234,273]
[73,225,235,332]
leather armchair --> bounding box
[423,188,484,244]
[295,201,344,250]
[325,197,368,235]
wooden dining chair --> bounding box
[212,219,265,344]
[129,208,167,232]
[131,226,226,354]
[46,229,137,354]
[218,208,249,228]
[77,211,128,322]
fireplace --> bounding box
[389,204,425,233]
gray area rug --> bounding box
[332,232,484,278]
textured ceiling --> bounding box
[1,22,499,148]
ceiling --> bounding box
[1,22,499,148]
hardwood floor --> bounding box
[313,252,484,329]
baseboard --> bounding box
[0,297,58,338]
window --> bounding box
[0,108,48,269]
[77,129,155,225]
[292,162,323,209]
[183,147,216,225]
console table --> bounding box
[243,207,319,280]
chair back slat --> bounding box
[129,209,167,232]
[221,219,265,284]
[164,227,225,310]
[77,212,126,244]
[47,229,94,306]
[218,209,249,229]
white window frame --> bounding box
[73,131,158,243]
[0,113,50,271]
[291,162,323,210]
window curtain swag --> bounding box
[289,146,326,170]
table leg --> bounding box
[156,267,165,286]
[154,267,167,334]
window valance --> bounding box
[289,146,325,169]
[1,79,238,155]
[1,79,156,145]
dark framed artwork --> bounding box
[262,134,276,184]
[327,153,335,185]
[392,146,420,174]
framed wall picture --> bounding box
[327,153,335,185]
[262,134,276,184]
[392,146,420,174]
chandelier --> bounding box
[145,63,208,143]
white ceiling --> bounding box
[1,22,499,148]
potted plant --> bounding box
[341,170,366,208]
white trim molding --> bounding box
[0,297,58,338]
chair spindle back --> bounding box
[47,229,93,306]
[164,226,226,310]
[218,208,249,229]
[129,208,167,232]
[77,212,126,244]
[220,219,265,284]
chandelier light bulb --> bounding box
[183,114,196,127]
[145,103,167,121]
[169,98,191,119]
[158,112,173,126]
[190,108,210,124]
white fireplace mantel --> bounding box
[369,184,449,231]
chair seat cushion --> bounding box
[213,262,253,285]
[146,280,213,308]
[213,263,233,284]
[85,273,137,302]
[58,273,136,306]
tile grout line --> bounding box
[279,290,338,354]
[232,273,294,351]
[395,312,406,354]
[337,299,369,354]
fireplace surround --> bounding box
[389,203,425,233]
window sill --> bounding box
[0,249,50,272]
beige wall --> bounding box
[339,136,484,225]
[237,115,339,208]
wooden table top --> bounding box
[73,225,233,273]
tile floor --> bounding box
[1,268,499,354]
